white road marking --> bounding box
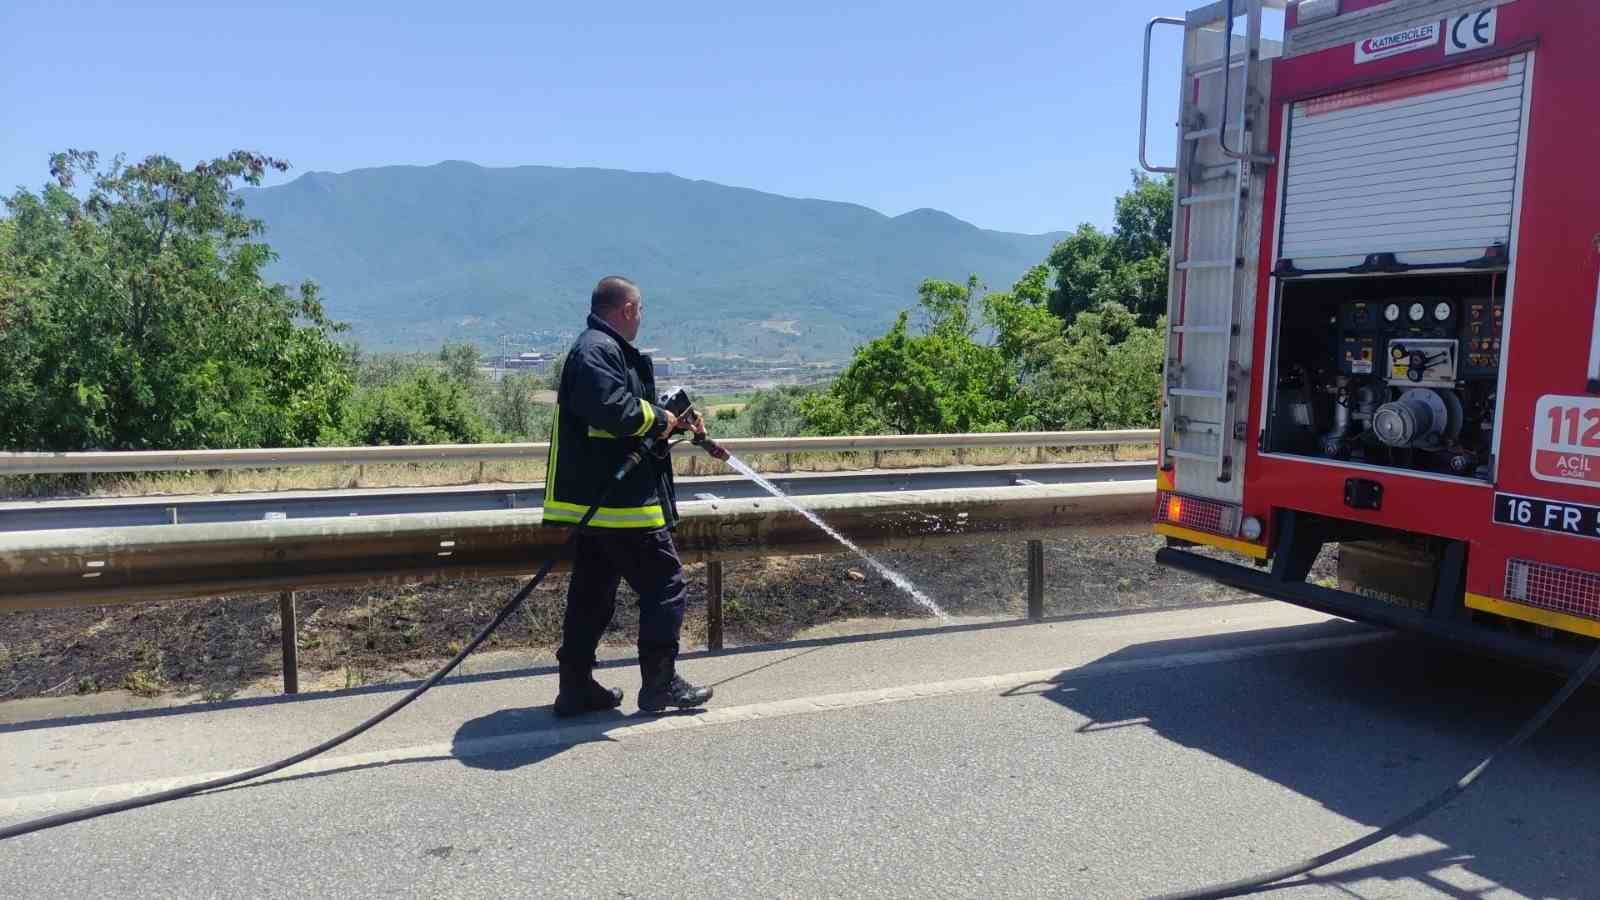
[0,630,1387,821]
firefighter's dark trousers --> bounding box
[557,529,687,667]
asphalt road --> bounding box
[3,602,1598,899]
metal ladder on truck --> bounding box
[1140,1,1278,490]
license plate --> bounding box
[1494,492,1600,540]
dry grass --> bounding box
[0,529,1276,703]
[1,444,1156,500]
[1,460,552,500]
[679,443,1154,477]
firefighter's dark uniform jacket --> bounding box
[544,314,678,530]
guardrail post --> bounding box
[1026,540,1045,621]
[279,590,300,694]
[706,561,725,651]
[872,450,881,469]
[475,460,485,483]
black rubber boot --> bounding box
[553,661,624,718]
[637,651,713,713]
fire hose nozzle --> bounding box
[658,386,729,460]
[693,432,730,461]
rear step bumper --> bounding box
[1157,547,1599,674]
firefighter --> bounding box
[545,275,714,717]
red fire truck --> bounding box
[1141,0,1600,668]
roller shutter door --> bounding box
[1279,54,1528,270]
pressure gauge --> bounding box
[1433,302,1451,322]
[1408,302,1425,322]
[1384,303,1401,322]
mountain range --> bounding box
[240,161,1065,359]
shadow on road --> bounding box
[1025,629,1600,898]
[450,704,707,773]
[144,704,643,802]
[0,598,1263,734]
[450,705,623,772]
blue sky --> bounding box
[0,1,1278,235]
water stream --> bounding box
[721,454,949,620]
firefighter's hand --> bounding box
[661,408,679,436]
[686,410,708,437]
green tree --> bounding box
[436,341,492,424]
[351,349,426,389]
[735,385,815,438]
[543,352,567,390]
[339,348,499,445]
[1045,224,1113,321]
[0,150,352,451]
[1108,169,1174,261]
[488,371,554,440]
[983,264,1060,364]
[1014,303,1164,430]
[799,222,1168,437]
[344,369,488,445]
[1047,172,1173,326]
[438,342,485,386]
[914,274,983,339]
[799,308,1016,435]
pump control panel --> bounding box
[1338,302,1378,375]
[1387,338,1458,387]
[1461,298,1504,377]
[1267,280,1507,479]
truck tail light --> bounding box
[1155,491,1241,538]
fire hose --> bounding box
[1151,641,1600,899]
[0,388,726,843]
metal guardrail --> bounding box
[0,430,1158,476]
[0,481,1155,609]
[0,479,1158,693]
[0,461,1156,533]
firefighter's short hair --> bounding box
[591,276,638,313]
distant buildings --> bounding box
[630,349,692,377]
[493,351,552,370]
[656,356,691,377]
[484,348,694,382]
[485,347,694,378]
